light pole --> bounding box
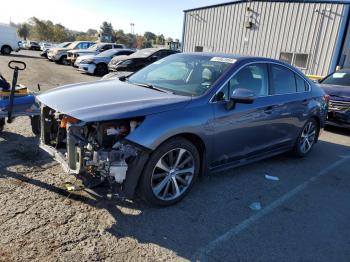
[130,23,135,35]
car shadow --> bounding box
[1,134,350,260]
[325,125,350,136]
[1,53,43,60]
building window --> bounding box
[293,53,308,69]
[279,52,293,64]
[279,52,309,69]
[194,46,203,52]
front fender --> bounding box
[125,103,213,152]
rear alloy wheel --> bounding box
[293,119,318,157]
[1,46,12,55]
[140,138,200,206]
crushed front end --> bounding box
[39,105,149,198]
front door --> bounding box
[210,63,280,167]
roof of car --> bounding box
[181,52,281,62]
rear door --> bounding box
[267,64,311,144]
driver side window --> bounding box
[229,64,269,97]
[215,63,269,102]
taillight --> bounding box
[323,94,330,104]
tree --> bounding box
[144,31,156,42]
[18,23,30,40]
[100,21,114,42]
[52,24,68,42]
[156,34,165,45]
[87,28,98,36]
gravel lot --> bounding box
[1,50,350,262]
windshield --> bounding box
[321,71,350,86]
[56,42,70,48]
[128,54,234,96]
[96,49,119,57]
[87,44,99,51]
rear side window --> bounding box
[295,74,309,92]
[270,65,296,95]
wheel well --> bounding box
[311,115,321,142]
[1,45,12,52]
[172,133,207,176]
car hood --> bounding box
[319,83,350,101]
[76,55,95,62]
[37,80,191,122]
[50,47,71,52]
[110,55,132,63]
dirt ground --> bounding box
[1,51,350,262]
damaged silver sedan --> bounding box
[37,53,327,206]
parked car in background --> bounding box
[18,41,24,50]
[47,41,95,64]
[41,41,71,58]
[77,49,134,76]
[108,48,179,72]
[0,24,19,55]
[318,69,350,128]
[40,42,54,51]
[38,53,327,206]
[68,43,126,66]
[24,41,41,50]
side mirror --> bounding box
[225,88,256,110]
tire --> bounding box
[94,63,108,76]
[1,45,12,55]
[57,55,68,65]
[30,115,41,136]
[292,118,319,157]
[0,118,5,132]
[139,137,200,206]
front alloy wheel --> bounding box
[140,138,200,206]
[151,148,195,201]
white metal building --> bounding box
[182,0,350,76]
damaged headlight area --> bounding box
[40,106,145,185]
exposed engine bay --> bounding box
[40,106,146,195]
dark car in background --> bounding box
[108,48,178,72]
[318,69,350,128]
[76,49,135,76]
[38,53,327,206]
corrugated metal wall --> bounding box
[183,1,346,76]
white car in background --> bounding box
[0,23,20,55]
[76,48,134,76]
[40,42,55,51]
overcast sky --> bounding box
[0,0,233,39]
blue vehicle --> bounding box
[0,61,40,134]
[38,53,328,206]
